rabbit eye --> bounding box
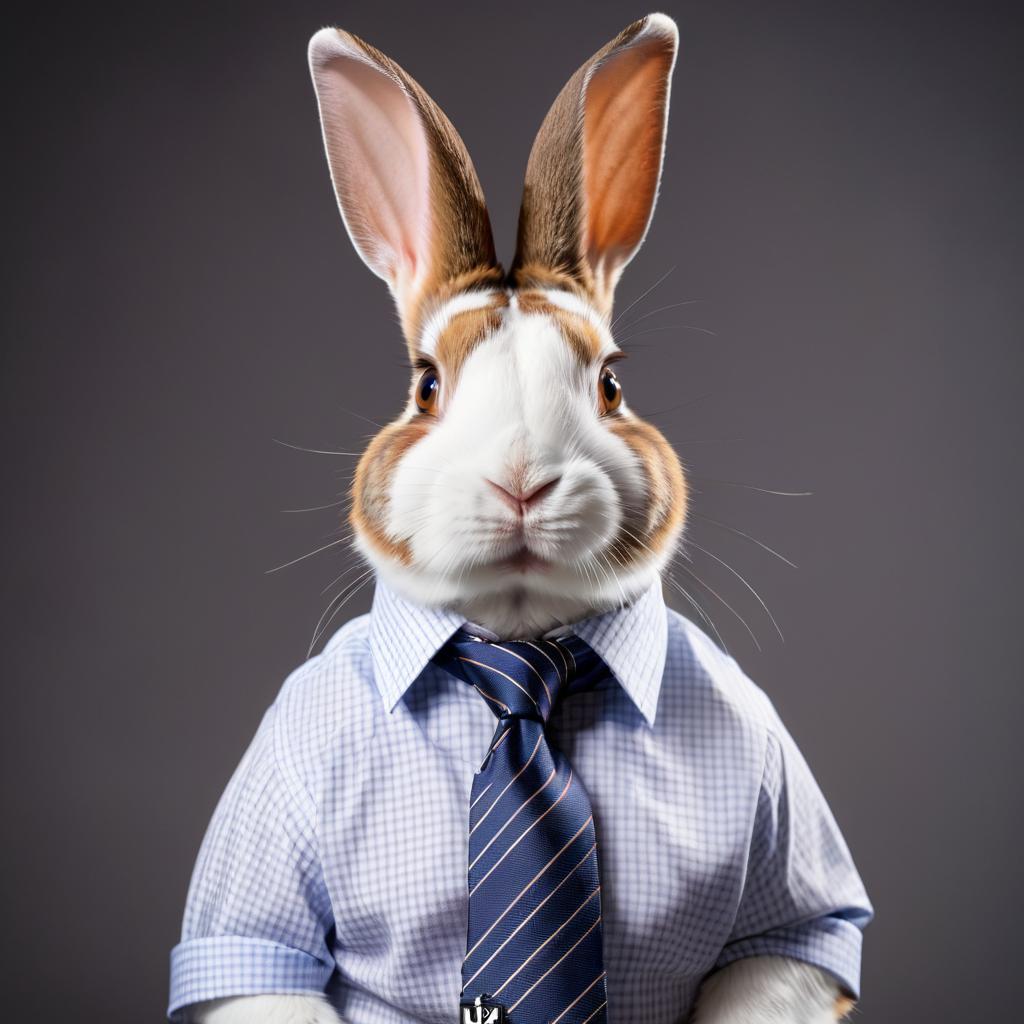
[599,366,623,414]
[415,367,440,414]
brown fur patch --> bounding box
[408,267,507,355]
[350,417,430,566]
[509,263,593,303]
[606,415,687,565]
[835,995,856,1020]
[433,305,506,381]
[513,290,559,316]
[550,309,605,364]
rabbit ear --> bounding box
[510,14,678,317]
[308,29,501,341]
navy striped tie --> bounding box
[434,630,610,1024]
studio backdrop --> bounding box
[3,2,1021,1022]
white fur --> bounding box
[188,994,344,1024]
[691,957,845,1024]
[540,288,612,333]
[372,300,664,637]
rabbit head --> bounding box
[308,14,686,637]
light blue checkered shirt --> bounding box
[169,580,872,1022]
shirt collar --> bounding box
[368,579,667,728]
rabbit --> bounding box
[183,14,859,1024]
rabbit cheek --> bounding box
[350,418,430,567]
[606,416,687,564]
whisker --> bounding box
[338,406,386,430]
[265,536,347,574]
[675,437,744,446]
[280,498,348,513]
[663,571,729,656]
[683,538,784,642]
[318,552,363,596]
[688,475,812,497]
[272,438,361,457]
[307,567,376,656]
[689,512,798,568]
[675,559,762,651]
[616,323,717,344]
[610,266,676,329]
[634,392,714,419]
[598,549,629,610]
[616,298,703,333]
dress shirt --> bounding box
[168,580,872,1022]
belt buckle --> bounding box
[459,993,507,1023]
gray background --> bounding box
[4,1,1021,1021]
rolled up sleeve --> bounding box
[168,703,334,1019]
[715,720,874,998]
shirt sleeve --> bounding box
[714,716,874,999]
[167,701,335,1019]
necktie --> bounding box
[433,630,610,1024]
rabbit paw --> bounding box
[691,956,852,1023]
[186,994,345,1024]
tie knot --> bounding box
[433,631,604,724]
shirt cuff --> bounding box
[168,935,335,1019]
[713,915,865,999]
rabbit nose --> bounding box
[487,476,562,514]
